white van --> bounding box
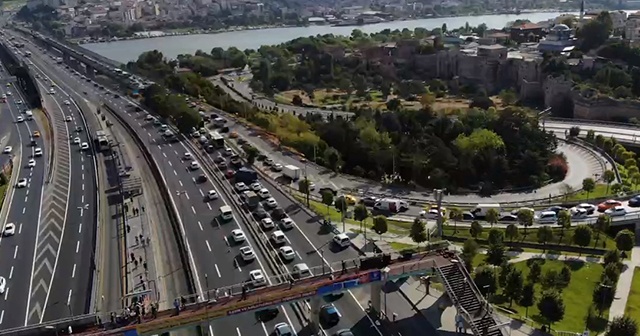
[292,263,312,279]
[537,211,558,224]
[373,199,408,213]
[219,205,233,221]
[333,233,351,248]
[471,204,501,218]
[25,110,33,120]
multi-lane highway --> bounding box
[0,62,46,328]
[20,36,394,336]
[1,41,99,324]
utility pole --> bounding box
[435,189,444,238]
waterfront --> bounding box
[82,10,626,63]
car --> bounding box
[16,178,27,188]
[230,155,242,166]
[27,159,35,168]
[274,322,293,336]
[80,142,89,150]
[16,116,23,122]
[333,233,351,248]
[196,174,208,183]
[64,100,70,105]
[0,276,5,295]
[249,269,267,287]
[74,137,81,144]
[598,200,622,212]
[235,182,248,192]
[183,152,192,160]
[190,161,200,170]
[499,214,518,222]
[261,218,275,229]
[65,115,72,122]
[257,188,270,199]
[272,163,283,172]
[207,190,218,200]
[545,205,567,214]
[34,148,42,157]
[214,154,225,163]
[577,203,597,214]
[264,197,277,208]
[15,100,22,104]
[33,131,40,137]
[5,92,10,96]
[239,246,256,262]
[3,223,15,236]
[218,161,227,169]
[225,170,236,179]
[231,229,246,243]
[571,208,588,219]
[335,330,354,336]
[3,146,11,154]
[271,230,286,245]
[280,218,294,230]
[629,196,640,207]
[250,182,262,192]
[605,205,627,217]
[361,196,378,206]
[279,246,296,261]
[223,147,233,156]
[253,206,268,219]
[264,158,274,166]
[320,304,341,326]
[420,209,444,219]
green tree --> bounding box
[606,316,638,336]
[321,190,334,220]
[573,225,593,252]
[487,228,504,246]
[504,268,524,307]
[372,215,388,241]
[537,226,554,250]
[517,209,534,236]
[244,145,259,165]
[323,147,342,172]
[616,229,635,253]
[557,210,571,244]
[0,173,6,185]
[474,267,498,297]
[486,242,506,266]
[485,208,499,227]
[298,178,311,206]
[334,196,348,231]
[354,204,369,234]
[603,249,621,266]
[586,129,596,142]
[593,278,616,316]
[499,261,514,287]
[409,218,427,246]
[594,214,611,248]
[582,177,596,200]
[506,224,519,243]
[520,283,536,317]
[498,89,517,105]
[603,170,616,194]
[461,238,479,270]
[558,266,572,287]
[528,262,542,282]
[537,290,566,329]
[449,207,463,234]
[469,221,483,238]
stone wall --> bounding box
[573,93,640,120]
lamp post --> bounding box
[434,189,444,238]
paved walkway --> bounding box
[608,246,640,322]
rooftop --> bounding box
[511,22,542,30]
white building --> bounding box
[625,11,640,43]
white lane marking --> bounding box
[168,161,172,167]
[236,327,241,336]
[178,180,183,187]
[3,288,8,301]
[82,173,84,180]
[18,224,22,234]
[207,203,212,210]
[191,206,196,214]
[13,246,18,259]
[205,240,212,252]
[67,289,72,306]
[22,207,25,214]
[9,266,13,280]
[162,152,166,158]
[198,221,203,231]
[199,189,204,197]
[215,264,221,278]
[81,164,84,170]
[24,196,27,202]
[75,241,80,253]
[82,184,85,191]
[184,193,190,200]
[78,223,82,233]
[0,310,4,324]
[173,170,177,176]
[81,195,84,203]
[71,264,76,278]
[260,321,269,336]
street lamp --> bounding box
[434,189,444,238]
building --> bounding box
[626,11,640,43]
[537,24,575,53]
[510,22,543,43]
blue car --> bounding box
[629,196,640,207]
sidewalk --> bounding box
[608,246,640,322]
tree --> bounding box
[603,249,621,266]
[498,89,517,105]
[292,94,303,106]
[244,145,259,165]
[537,290,565,328]
[603,170,616,193]
[558,266,572,287]
[321,190,334,220]
[504,268,524,307]
[593,278,616,316]
[582,177,596,199]
[474,267,498,297]
[537,226,554,250]
[557,210,571,244]
[470,221,483,238]
[499,261,514,288]
[386,98,401,111]
[606,316,638,336]
[410,218,428,246]
[323,147,342,172]
[616,229,635,253]
[573,225,593,251]
[594,214,611,248]
[517,209,534,236]
[528,262,542,282]
[354,204,369,233]
[334,196,348,231]
[372,215,388,240]
[298,178,311,206]
[461,238,479,270]
[520,283,535,317]
[485,208,499,227]
[486,242,506,266]
[506,224,519,243]
[0,173,6,185]
[420,93,435,108]
[449,207,463,233]
[568,126,581,137]
[488,229,504,246]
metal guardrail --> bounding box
[569,137,621,184]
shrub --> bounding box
[547,154,569,182]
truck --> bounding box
[241,191,260,209]
[373,199,409,213]
[283,164,301,180]
[470,203,501,218]
[235,167,258,184]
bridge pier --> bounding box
[86,64,96,79]
[308,296,322,333]
[370,281,382,313]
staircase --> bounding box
[437,261,505,336]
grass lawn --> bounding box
[389,241,414,251]
[566,184,611,202]
[444,224,614,250]
[625,267,640,323]
[0,183,7,207]
[494,259,607,332]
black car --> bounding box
[361,196,378,206]
[253,206,268,219]
[196,174,207,183]
[545,205,567,214]
[629,196,640,207]
[320,304,340,326]
[114,94,120,98]
[462,212,475,220]
[272,208,286,221]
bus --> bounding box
[209,131,224,148]
[95,131,110,151]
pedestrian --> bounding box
[289,278,294,289]
[151,304,157,319]
[341,260,346,275]
[455,313,464,333]
[139,275,143,284]
[130,252,135,262]
[139,256,143,264]
[134,259,138,267]
[126,224,131,233]
[139,233,143,242]
[135,236,139,245]
[173,299,180,316]
[214,288,219,301]
[241,285,247,300]
[143,261,147,270]
[392,312,397,322]
[141,206,145,212]
[181,296,187,309]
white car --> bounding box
[3,146,11,154]
[207,190,218,200]
[274,322,293,336]
[16,178,27,188]
[74,137,81,144]
[419,209,443,219]
[239,246,256,262]
[183,152,192,160]
[223,147,233,156]
[16,116,24,122]
[605,206,627,217]
[261,218,275,229]
[15,100,22,104]
[80,142,89,150]
[264,197,277,208]
[3,223,15,236]
[231,229,246,243]
[279,246,296,261]
[272,163,283,172]
[249,269,267,287]
[34,148,42,157]
[280,218,294,230]
[5,91,10,96]
[250,182,262,191]
[257,188,270,199]
[65,115,72,122]
[264,158,274,166]
[64,100,70,105]
[27,159,35,168]
[577,203,597,215]
[190,161,200,170]
[0,276,5,294]
[235,182,248,192]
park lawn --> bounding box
[0,183,7,207]
[567,184,611,201]
[497,259,606,333]
[624,267,640,323]
[389,241,415,251]
[443,224,615,250]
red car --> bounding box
[597,200,621,212]
[225,169,236,179]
